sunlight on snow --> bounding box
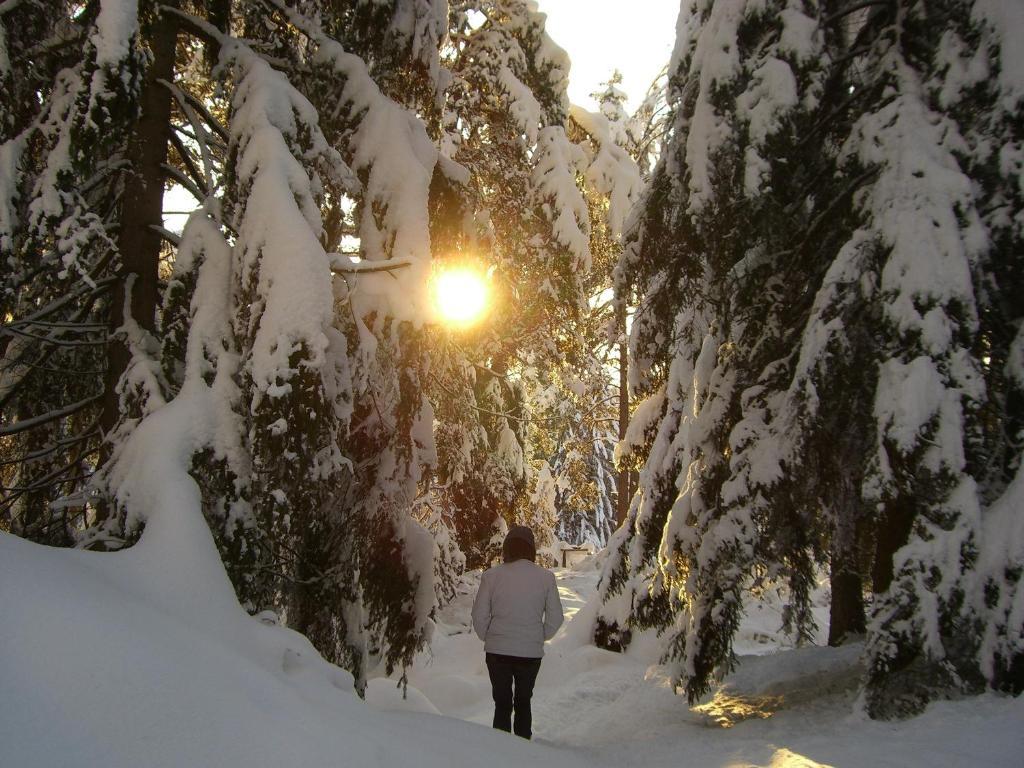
[557,583,586,621]
[692,692,783,728]
[767,748,836,768]
[723,748,836,768]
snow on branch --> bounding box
[266,0,439,325]
[219,45,343,398]
[90,0,138,68]
[532,126,591,273]
[570,105,642,238]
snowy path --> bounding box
[390,563,1024,768]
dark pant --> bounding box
[485,652,542,739]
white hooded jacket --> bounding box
[471,559,564,658]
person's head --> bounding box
[502,525,536,563]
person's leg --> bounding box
[510,658,542,739]
[485,653,514,732]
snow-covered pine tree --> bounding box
[834,0,1024,717]
[549,421,618,549]
[555,92,643,549]
[1,0,146,542]
[572,72,666,532]
[741,0,1024,714]
[311,0,447,114]
[426,0,595,563]
[625,68,672,180]
[595,0,1023,716]
[156,204,260,602]
[57,0,452,689]
[274,5,460,632]
[594,0,838,700]
[446,0,591,333]
[412,492,467,609]
[430,343,530,568]
[963,0,1024,699]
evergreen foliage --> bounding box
[429,0,628,564]
[596,0,1024,717]
[2,0,634,689]
[1,0,146,542]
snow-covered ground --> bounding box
[2,533,1021,767]
[397,559,1023,767]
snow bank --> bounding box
[0,531,592,768]
[14,544,1014,768]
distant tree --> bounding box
[434,0,592,564]
[577,73,654,532]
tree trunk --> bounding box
[100,9,180,446]
[828,458,866,645]
[615,301,630,527]
[871,495,916,595]
[828,562,865,646]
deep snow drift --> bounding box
[2,532,1021,768]
[0,532,587,768]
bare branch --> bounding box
[2,277,116,330]
[1,325,108,348]
[0,421,100,468]
[167,129,210,197]
[162,162,205,203]
[160,79,229,142]
[0,393,103,437]
[151,224,182,248]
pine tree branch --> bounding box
[150,223,182,248]
[824,0,890,26]
[24,27,86,58]
[0,356,106,376]
[428,372,530,423]
[171,123,226,153]
[5,280,117,331]
[161,5,224,52]
[5,320,108,331]
[328,253,411,274]
[161,162,205,203]
[0,393,103,437]
[803,168,879,242]
[167,129,210,197]
[81,159,131,197]
[2,468,92,508]
[160,79,226,202]
[0,279,115,412]
[799,82,872,148]
[158,79,229,143]
[1,325,107,348]
[0,420,100,467]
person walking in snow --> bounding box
[471,525,564,740]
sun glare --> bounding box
[431,266,490,326]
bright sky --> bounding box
[536,0,680,113]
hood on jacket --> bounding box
[502,525,536,563]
